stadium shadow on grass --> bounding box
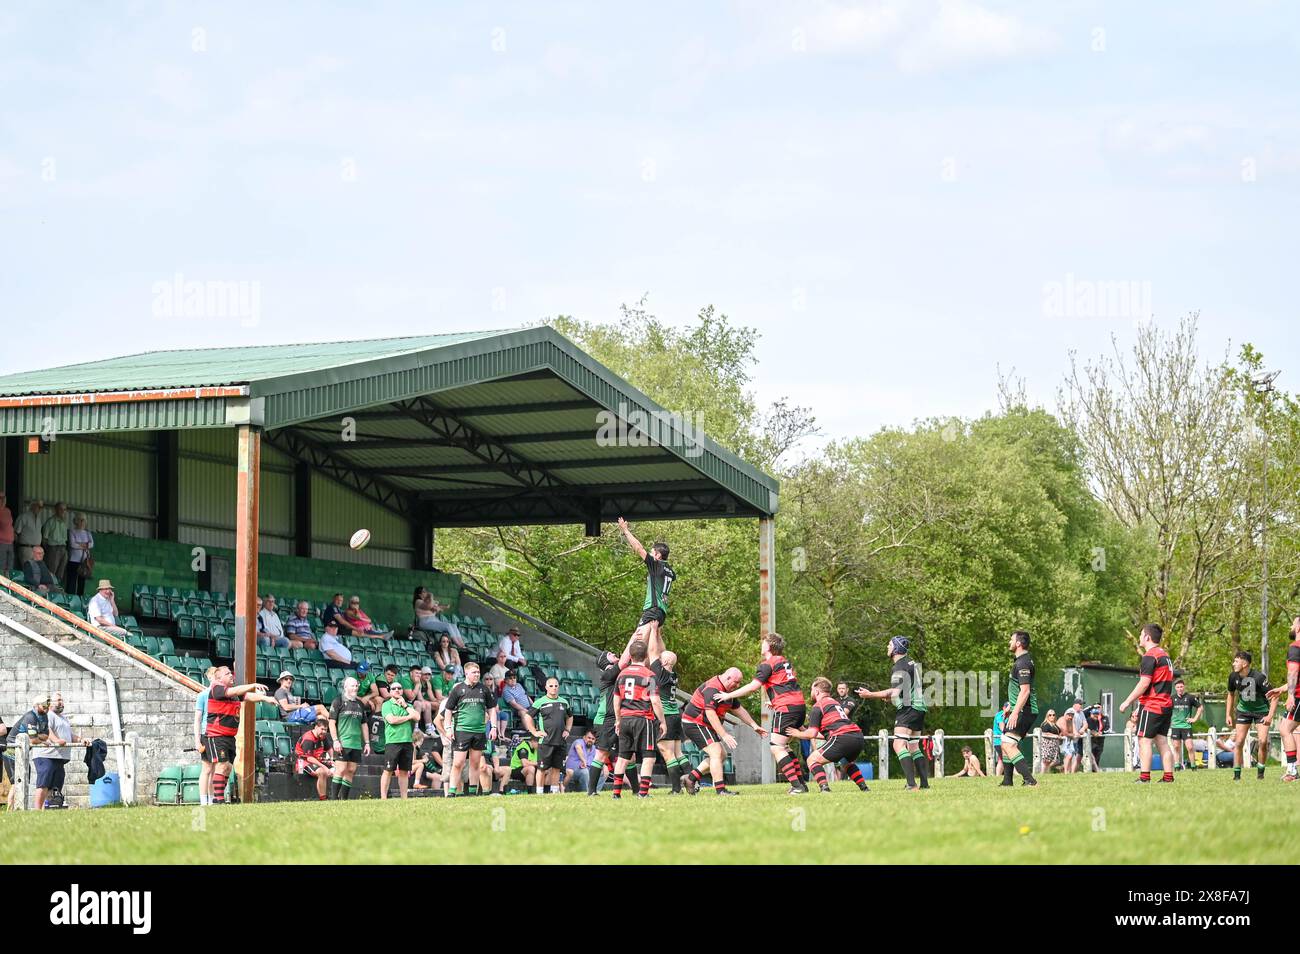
[1,772,1295,864]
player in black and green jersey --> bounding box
[1226,651,1277,781]
[326,676,370,799]
[617,517,675,645]
[588,632,643,796]
[999,630,1038,788]
[1169,679,1203,770]
[857,636,930,791]
[651,649,689,792]
[441,662,498,796]
[524,677,573,794]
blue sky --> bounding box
[2,1,1297,444]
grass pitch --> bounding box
[1,770,1295,864]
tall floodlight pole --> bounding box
[1253,371,1279,673]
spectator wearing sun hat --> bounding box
[274,671,329,725]
[86,580,130,638]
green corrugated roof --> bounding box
[0,331,504,395]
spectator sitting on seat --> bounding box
[415,665,440,709]
[412,586,464,648]
[400,664,436,733]
[13,498,44,568]
[86,579,131,638]
[294,719,333,800]
[412,727,443,792]
[359,663,399,713]
[565,729,599,793]
[337,595,377,639]
[509,733,538,791]
[274,672,330,725]
[488,650,509,685]
[21,545,61,595]
[500,669,531,723]
[432,634,463,680]
[318,620,352,667]
[284,600,318,651]
[498,627,526,667]
[321,592,346,631]
[257,595,297,649]
[431,664,457,703]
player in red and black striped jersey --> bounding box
[680,667,767,795]
[1119,623,1176,783]
[714,633,809,793]
[610,640,667,798]
[785,677,869,794]
[1277,617,1300,780]
[294,719,334,800]
[203,665,273,804]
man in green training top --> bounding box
[524,677,573,794]
[1169,679,1203,770]
[441,662,498,797]
[1226,651,1277,781]
[327,676,370,799]
[381,685,419,799]
[999,630,1038,788]
[617,517,675,647]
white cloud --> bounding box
[896,0,1057,74]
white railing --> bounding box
[8,731,139,810]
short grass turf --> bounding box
[1,770,1296,864]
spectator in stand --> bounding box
[22,545,60,595]
[33,691,84,810]
[294,720,333,800]
[0,490,15,577]
[319,620,352,667]
[360,664,399,713]
[1038,708,1062,772]
[509,733,538,791]
[13,498,44,568]
[431,664,457,704]
[256,595,287,649]
[336,595,377,639]
[432,634,463,681]
[273,671,330,725]
[488,650,509,685]
[399,664,436,732]
[41,501,70,583]
[565,729,599,792]
[498,627,526,668]
[952,745,985,777]
[86,580,131,638]
[283,600,318,651]
[412,586,464,648]
[321,593,346,631]
[500,669,531,726]
[65,514,94,596]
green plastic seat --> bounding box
[154,765,183,804]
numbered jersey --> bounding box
[615,663,658,719]
[808,698,861,738]
[755,655,802,711]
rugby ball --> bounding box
[349,528,371,550]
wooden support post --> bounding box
[758,516,776,785]
[234,424,261,804]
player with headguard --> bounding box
[714,633,808,793]
[611,640,668,798]
[680,667,766,796]
[857,637,930,791]
[1119,623,1176,783]
[617,517,675,647]
[999,630,1038,787]
[785,677,869,794]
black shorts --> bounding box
[385,742,414,772]
[338,747,363,763]
[661,713,682,742]
[595,720,618,754]
[1004,709,1037,739]
[454,731,488,753]
[204,735,236,765]
[772,706,806,735]
[683,719,720,750]
[33,757,66,790]
[1234,710,1268,726]
[819,732,865,765]
[538,744,566,771]
[510,766,530,783]
[638,607,666,627]
[894,708,925,732]
[1169,728,1192,741]
[618,717,659,760]
[1288,699,1300,722]
[1136,707,1171,739]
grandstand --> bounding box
[0,327,778,804]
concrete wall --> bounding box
[0,592,196,807]
[458,591,765,783]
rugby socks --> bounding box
[467,785,479,796]
[1233,766,1242,780]
[212,772,228,803]
[914,750,930,788]
[775,754,804,787]
[612,773,625,798]
[1256,764,1266,780]
[666,758,682,792]
[625,764,639,790]
[897,749,917,787]
[1007,752,1033,785]
[810,763,829,791]
[845,762,869,791]
[713,780,728,794]
[1001,757,1016,785]
[638,775,652,797]
[1161,770,1174,782]
[1285,749,1297,775]
[339,778,352,800]
[1139,771,1151,782]
[687,766,706,785]
[587,758,604,794]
